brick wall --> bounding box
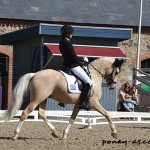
[0,46,13,108]
[0,21,35,108]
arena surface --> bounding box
[0,122,150,150]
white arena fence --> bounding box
[0,110,150,128]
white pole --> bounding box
[136,0,143,71]
[135,0,143,86]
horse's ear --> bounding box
[113,59,125,68]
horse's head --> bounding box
[104,58,125,90]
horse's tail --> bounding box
[0,73,35,121]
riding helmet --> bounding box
[60,25,74,36]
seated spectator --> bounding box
[117,82,136,112]
[124,86,139,112]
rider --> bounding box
[59,25,93,110]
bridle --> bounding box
[89,63,118,84]
[89,64,106,79]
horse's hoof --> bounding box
[11,136,17,141]
[111,132,117,138]
[62,131,68,139]
[52,131,59,138]
[60,137,67,140]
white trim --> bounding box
[40,23,62,27]
[39,24,42,34]
[40,23,132,31]
[45,54,126,59]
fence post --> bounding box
[84,115,92,129]
[137,116,141,122]
[34,111,39,121]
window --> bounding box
[141,58,150,74]
[0,56,8,76]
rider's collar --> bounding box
[65,38,70,41]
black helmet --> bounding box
[60,25,74,35]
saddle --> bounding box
[60,65,91,93]
[58,65,92,110]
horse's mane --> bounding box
[89,57,114,65]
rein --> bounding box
[89,63,117,84]
[89,63,107,80]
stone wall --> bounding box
[118,28,150,89]
[0,21,34,48]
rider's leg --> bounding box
[71,66,93,110]
[78,83,91,110]
[71,66,93,86]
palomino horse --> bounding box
[0,57,125,140]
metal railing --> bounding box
[133,68,150,96]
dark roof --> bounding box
[0,24,132,44]
[0,0,149,27]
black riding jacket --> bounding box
[59,38,79,68]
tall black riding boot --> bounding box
[78,83,91,111]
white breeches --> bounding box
[71,66,93,86]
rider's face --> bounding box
[67,34,73,39]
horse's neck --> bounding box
[89,58,106,75]
[88,59,106,90]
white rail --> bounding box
[0,111,150,127]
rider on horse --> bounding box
[59,25,93,110]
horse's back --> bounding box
[29,69,64,93]
[31,69,65,86]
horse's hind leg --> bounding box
[12,101,38,140]
[63,104,80,139]
[92,100,117,138]
[38,100,59,138]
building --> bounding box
[0,0,150,109]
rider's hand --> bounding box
[84,57,89,63]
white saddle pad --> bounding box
[60,71,81,93]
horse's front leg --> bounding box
[92,100,117,138]
[63,104,80,139]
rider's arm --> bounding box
[64,40,79,63]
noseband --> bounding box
[104,69,117,84]
[89,64,117,84]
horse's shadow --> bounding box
[0,136,53,141]
[0,136,31,140]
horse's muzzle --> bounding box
[109,87,115,90]
[108,82,117,90]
